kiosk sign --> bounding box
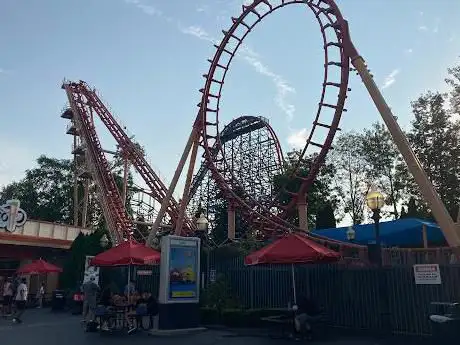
[0,199,27,233]
[413,264,442,285]
[159,235,201,304]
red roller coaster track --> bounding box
[197,0,350,234]
[62,81,195,243]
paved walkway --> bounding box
[0,309,426,345]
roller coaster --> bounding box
[60,0,460,254]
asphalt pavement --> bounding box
[0,309,426,345]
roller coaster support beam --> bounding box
[174,131,200,236]
[147,124,198,246]
[122,155,129,205]
[227,202,236,240]
[82,179,90,227]
[297,198,308,232]
[73,135,79,226]
[342,20,460,247]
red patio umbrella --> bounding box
[90,240,161,266]
[16,259,63,275]
[90,240,161,297]
[245,233,340,303]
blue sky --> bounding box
[1,0,459,192]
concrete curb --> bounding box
[148,327,207,337]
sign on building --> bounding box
[0,199,27,233]
[137,270,152,276]
[83,255,100,285]
[413,264,442,285]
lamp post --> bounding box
[196,214,211,287]
[366,188,390,333]
[366,189,385,266]
[99,234,109,248]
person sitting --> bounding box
[96,287,112,331]
[294,294,322,340]
[134,292,158,330]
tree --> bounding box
[402,92,460,218]
[360,122,408,219]
[445,62,460,115]
[315,201,336,229]
[0,156,74,223]
[329,132,368,225]
[273,150,338,229]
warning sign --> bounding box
[413,264,442,285]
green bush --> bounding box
[200,274,242,311]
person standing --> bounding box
[81,276,99,323]
[12,278,28,324]
[2,278,14,317]
[124,279,136,297]
[37,282,45,308]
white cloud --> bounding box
[180,25,214,42]
[404,48,413,54]
[196,5,209,13]
[181,24,296,121]
[448,34,455,42]
[418,25,428,31]
[381,69,400,90]
[287,128,308,149]
[124,0,296,122]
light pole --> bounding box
[366,189,385,266]
[195,214,210,287]
[196,213,209,234]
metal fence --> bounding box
[106,253,460,337]
[206,255,460,336]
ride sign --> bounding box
[0,199,27,233]
[413,264,442,285]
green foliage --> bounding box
[273,150,338,229]
[315,202,336,229]
[360,122,407,219]
[402,91,460,218]
[446,62,460,115]
[200,274,241,311]
[60,231,107,289]
[0,156,74,223]
[329,132,368,225]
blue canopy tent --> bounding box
[312,218,446,247]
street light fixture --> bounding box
[346,226,356,242]
[196,213,209,233]
[100,234,109,248]
[366,188,385,266]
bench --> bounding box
[260,314,295,338]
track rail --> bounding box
[189,115,284,201]
[63,82,131,244]
[67,81,195,235]
[197,0,350,234]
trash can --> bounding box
[51,290,66,311]
[71,291,84,315]
[429,302,460,341]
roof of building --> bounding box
[312,218,445,247]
